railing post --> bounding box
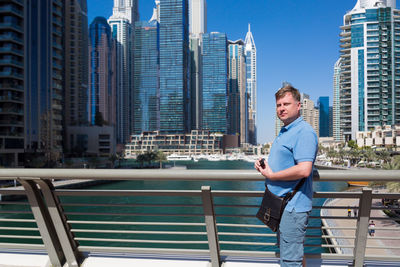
[36,179,80,267]
[353,188,372,267]
[201,186,221,267]
[18,179,65,267]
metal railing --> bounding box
[0,168,399,267]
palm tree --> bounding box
[155,151,167,169]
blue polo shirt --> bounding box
[267,116,318,212]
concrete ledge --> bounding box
[0,251,50,267]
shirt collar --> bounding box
[281,116,303,132]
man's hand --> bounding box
[254,158,274,179]
[255,158,313,181]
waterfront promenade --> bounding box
[323,189,400,256]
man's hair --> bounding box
[275,85,301,102]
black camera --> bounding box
[259,158,265,168]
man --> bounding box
[255,85,318,266]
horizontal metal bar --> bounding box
[216,223,267,228]
[0,227,39,231]
[75,237,208,244]
[0,189,26,195]
[67,220,205,226]
[65,211,204,217]
[0,201,29,205]
[78,246,211,256]
[0,168,399,182]
[0,210,32,214]
[62,203,203,208]
[56,189,202,197]
[220,241,276,246]
[366,245,400,249]
[0,234,42,239]
[0,243,45,250]
[0,218,36,223]
[218,232,275,237]
[72,229,207,235]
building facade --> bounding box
[64,0,89,127]
[244,24,257,144]
[88,17,116,127]
[0,0,24,166]
[333,58,343,141]
[133,20,159,134]
[159,0,190,134]
[318,96,330,137]
[201,32,228,134]
[24,0,64,164]
[301,93,319,137]
[125,130,223,157]
[228,39,248,144]
[190,36,202,130]
[108,0,139,143]
[339,0,400,141]
[189,0,207,37]
[356,124,400,149]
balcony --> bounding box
[0,169,399,267]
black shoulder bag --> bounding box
[256,178,306,232]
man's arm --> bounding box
[255,160,313,181]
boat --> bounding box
[167,154,192,161]
[348,181,369,187]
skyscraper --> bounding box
[333,58,343,141]
[189,0,207,36]
[133,20,160,134]
[318,96,330,137]
[0,0,24,166]
[301,93,319,137]
[339,0,400,141]
[244,24,257,144]
[190,36,202,130]
[159,0,190,134]
[88,17,116,127]
[201,32,228,133]
[25,0,64,163]
[228,40,248,144]
[108,0,139,143]
[64,0,89,127]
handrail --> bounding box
[0,168,399,181]
[0,169,399,267]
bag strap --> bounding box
[284,178,306,202]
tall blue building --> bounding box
[318,96,330,137]
[201,32,228,133]
[133,20,160,134]
[339,0,400,141]
[25,0,64,162]
[88,17,116,127]
[159,0,190,134]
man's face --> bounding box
[276,92,301,126]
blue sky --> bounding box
[87,0,365,143]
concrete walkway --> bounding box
[323,190,400,256]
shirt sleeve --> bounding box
[293,128,318,163]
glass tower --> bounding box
[333,58,343,141]
[64,0,89,126]
[0,0,24,166]
[159,0,190,134]
[133,20,160,134]
[25,0,64,163]
[201,32,228,133]
[318,96,330,137]
[88,17,116,127]
[339,0,400,141]
[228,39,248,144]
[108,0,139,143]
[244,24,257,144]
